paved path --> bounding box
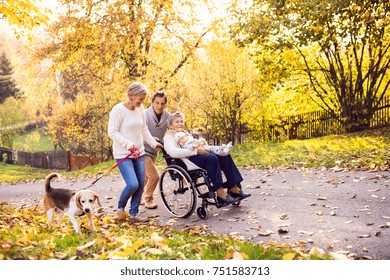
[1,167,389,259]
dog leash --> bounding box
[82,146,141,190]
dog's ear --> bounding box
[92,191,102,207]
[76,192,83,210]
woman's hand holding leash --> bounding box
[128,146,141,159]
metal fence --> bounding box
[268,96,390,142]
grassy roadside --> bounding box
[234,127,389,170]
[1,126,389,184]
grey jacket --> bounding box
[144,106,170,158]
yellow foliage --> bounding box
[0,0,51,39]
[282,252,296,260]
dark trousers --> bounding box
[189,153,243,191]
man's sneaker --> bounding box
[129,215,150,223]
[144,201,158,209]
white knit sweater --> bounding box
[163,130,199,170]
[108,103,158,159]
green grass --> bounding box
[233,127,390,170]
[13,130,55,152]
[0,163,50,183]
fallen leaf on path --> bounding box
[378,222,390,228]
[330,252,349,260]
[298,230,314,236]
[277,223,291,228]
[278,228,289,234]
[259,230,274,236]
[278,213,288,220]
[249,226,261,230]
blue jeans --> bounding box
[189,154,243,191]
[116,156,145,216]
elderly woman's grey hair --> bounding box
[127,82,148,97]
[167,111,185,126]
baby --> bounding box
[174,131,233,156]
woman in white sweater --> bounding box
[108,82,161,223]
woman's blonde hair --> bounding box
[127,82,148,97]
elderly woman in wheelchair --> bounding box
[159,111,250,219]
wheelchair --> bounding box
[158,149,243,220]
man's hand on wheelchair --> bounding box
[155,142,163,152]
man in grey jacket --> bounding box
[142,91,170,209]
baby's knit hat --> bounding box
[174,131,187,142]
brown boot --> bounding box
[114,210,128,221]
[129,215,150,223]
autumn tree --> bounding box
[0,0,50,39]
[48,92,113,158]
[39,0,215,89]
[231,0,390,133]
[37,0,226,156]
[184,40,262,144]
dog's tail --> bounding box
[45,173,60,193]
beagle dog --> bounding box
[44,173,102,234]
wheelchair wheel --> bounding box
[196,206,209,220]
[159,165,197,218]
